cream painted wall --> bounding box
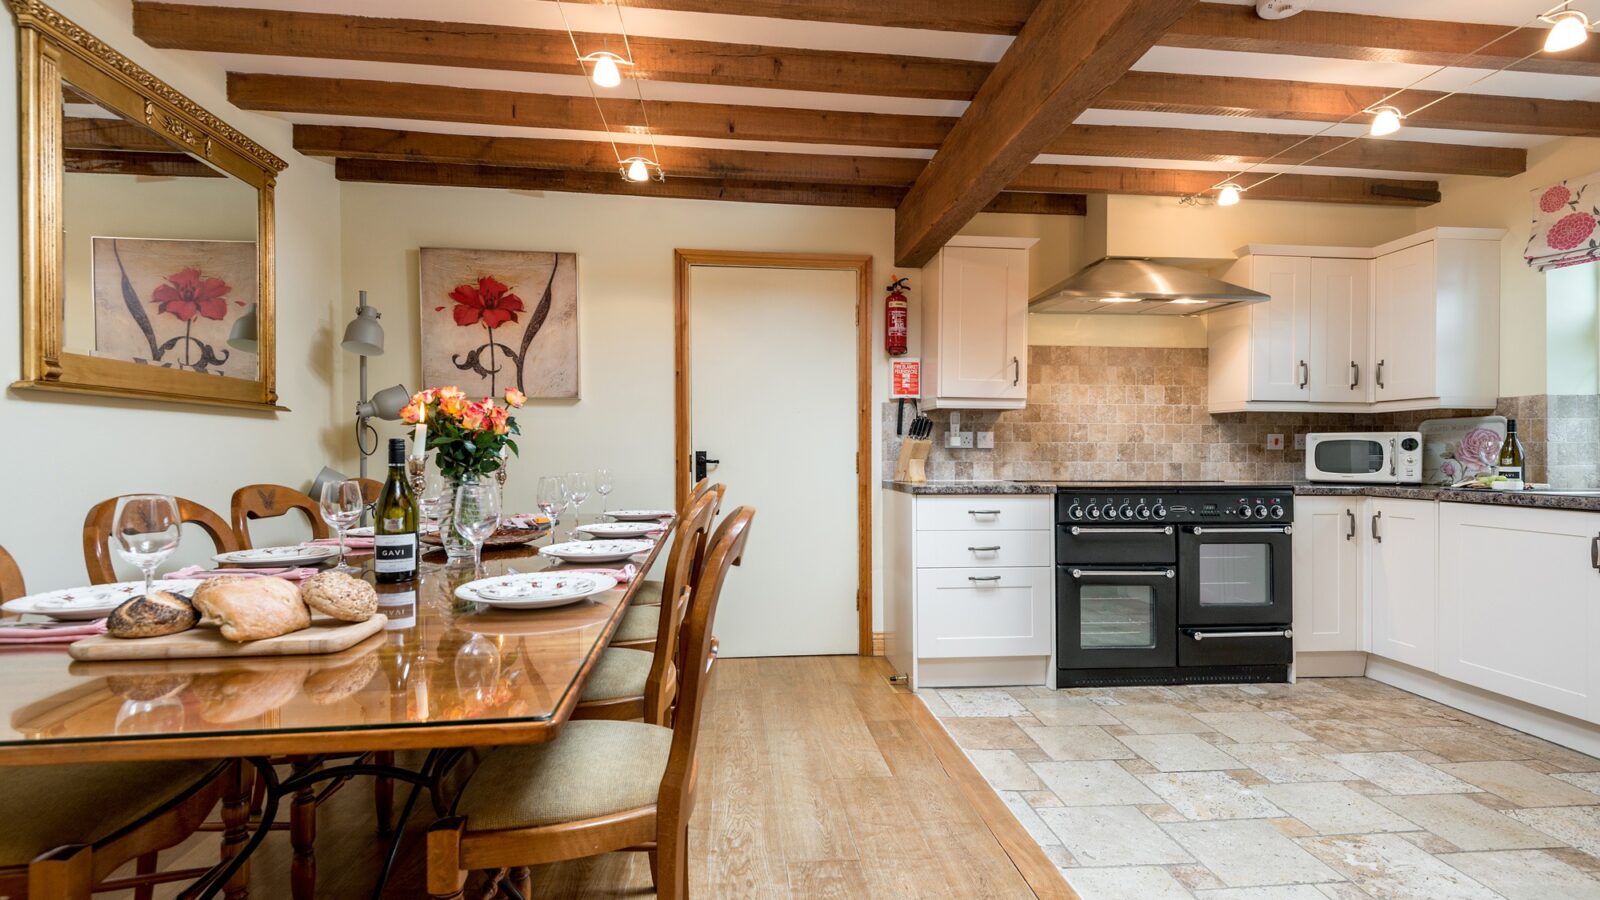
[1102,194,1420,262]
[1414,137,1600,396]
[0,0,344,591]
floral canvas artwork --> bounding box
[90,237,258,378]
[419,248,578,400]
[1421,416,1507,485]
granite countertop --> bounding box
[884,480,1600,512]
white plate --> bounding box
[346,526,374,538]
[539,540,655,563]
[455,572,618,609]
[578,521,662,539]
[212,545,340,567]
[604,509,674,522]
[2,579,203,621]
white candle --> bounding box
[413,423,427,458]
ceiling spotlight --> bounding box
[1216,183,1243,206]
[1368,106,1404,136]
[1542,8,1592,53]
[620,156,659,183]
[581,51,629,88]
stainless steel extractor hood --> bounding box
[1029,257,1269,316]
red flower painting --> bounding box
[448,276,525,329]
[151,267,232,322]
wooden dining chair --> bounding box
[633,480,724,608]
[0,545,24,603]
[82,496,241,585]
[612,484,726,654]
[356,478,384,505]
[426,507,754,900]
[230,484,329,549]
[574,487,720,724]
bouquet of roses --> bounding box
[401,386,526,481]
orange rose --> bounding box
[399,400,426,424]
[414,388,436,405]
[437,386,466,403]
[503,387,527,408]
[461,402,488,431]
[488,406,510,435]
[439,393,469,418]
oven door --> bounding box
[1177,525,1292,627]
[1058,565,1176,669]
[1058,524,1175,566]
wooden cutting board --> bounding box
[67,615,388,661]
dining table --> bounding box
[0,531,668,898]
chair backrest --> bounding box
[642,487,721,726]
[82,496,241,585]
[0,545,24,602]
[230,484,329,549]
[356,478,384,505]
[686,483,726,591]
[657,506,753,823]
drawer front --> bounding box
[915,495,1053,532]
[916,529,1053,568]
[916,567,1054,659]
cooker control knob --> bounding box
[1119,504,1135,520]
[1067,503,1084,519]
[1134,504,1150,520]
[1103,505,1118,520]
[1270,506,1285,520]
[1238,505,1254,519]
[1085,504,1100,519]
[1254,504,1270,519]
[1152,504,1167,519]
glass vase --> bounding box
[440,476,481,564]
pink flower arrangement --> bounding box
[401,386,526,480]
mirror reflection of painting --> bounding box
[90,237,259,378]
[419,247,579,400]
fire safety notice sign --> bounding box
[890,358,921,399]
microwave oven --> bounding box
[1305,432,1423,484]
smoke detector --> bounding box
[1256,0,1312,18]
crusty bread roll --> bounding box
[300,571,378,622]
[191,576,310,642]
[107,590,198,639]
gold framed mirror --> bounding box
[9,0,287,410]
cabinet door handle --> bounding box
[1350,361,1360,389]
[1012,356,1020,387]
[968,575,1002,583]
[1298,360,1309,389]
[1371,510,1382,542]
[1376,359,1385,389]
[1346,509,1356,541]
[968,545,1001,553]
[1591,535,1599,572]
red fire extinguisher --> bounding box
[885,275,910,356]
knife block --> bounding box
[894,437,932,483]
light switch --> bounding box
[1265,433,1285,451]
[976,431,995,449]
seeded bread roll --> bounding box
[107,590,198,639]
[190,576,310,642]
[300,571,378,622]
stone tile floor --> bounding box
[925,678,1600,900]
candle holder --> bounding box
[406,455,428,500]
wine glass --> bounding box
[453,481,501,571]
[112,494,180,597]
[319,480,365,572]
[566,472,590,539]
[536,475,562,544]
[417,470,447,523]
[594,468,613,512]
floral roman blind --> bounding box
[1526,172,1599,271]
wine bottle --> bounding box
[1496,419,1525,481]
[375,438,418,583]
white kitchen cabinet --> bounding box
[1371,241,1435,403]
[1438,504,1600,721]
[919,237,1034,410]
[1308,258,1371,403]
[1366,498,1438,671]
[916,567,1055,659]
[1291,496,1363,653]
[1244,255,1311,402]
[1371,233,1500,408]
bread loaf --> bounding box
[191,576,310,642]
[107,590,198,639]
[300,571,378,622]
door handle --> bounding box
[1350,361,1359,389]
[1070,526,1173,535]
[1371,510,1382,542]
[1591,534,1599,572]
[967,545,1001,553]
[1190,629,1293,641]
[1190,526,1292,535]
[1346,509,1356,541]
[1012,356,1020,387]
[1070,569,1175,579]
[1376,359,1385,389]
[693,450,720,482]
[1298,360,1309,389]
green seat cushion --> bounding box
[579,647,652,703]
[457,720,672,830]
[633,579,663,606]
[0,759,219,865]
[613,605,659,643]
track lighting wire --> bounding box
[552,0,662,179]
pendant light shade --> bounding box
[227,304,258,353]
[624,157,651,182]
[590,53,623,88]
[1216,183,1242,206]
[1368,106,1404,136]
[1544,9,1591,53]
[341,304,385,357]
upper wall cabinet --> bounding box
[1207,228,1503,414]
[920,237,1035,410]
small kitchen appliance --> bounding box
[1305,431,1422,484]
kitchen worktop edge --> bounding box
[884,480,1600,511]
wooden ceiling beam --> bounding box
[133,2,989,101]
[561,0,1038,34]
[1163,2,1600,79]
[63,116,183,153]
[65,148,222,177]
[1102,70,1600,138]
[331,158,1088,214]
[1010,165,1437,205]
[894,0,1198,267]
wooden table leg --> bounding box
[374,751,395,836]
[290,779,317,900]
[222,760,254,900]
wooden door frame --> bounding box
[674,249,874,657]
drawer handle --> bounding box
[968,509,1002,516]
[1191,629,1292,641]
[967,575,1002,583]
[1070,569,1174,579]
[968,545,1001,553]
[1070,526,1173,535]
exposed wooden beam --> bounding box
[63,116,180,153]
[65,148,222,177]
[564,0,1037,34]
[332,158,1087,214]
[1044,124,1525,178]
[134,2,989,101]
[1163,2,1600,79]
[895,0,1197,267]
[1010,165,1437,205]
[1101,71,1600,138]
[228,74,952,148]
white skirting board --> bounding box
[1366,656,1600,759]
[915,656,1051,689]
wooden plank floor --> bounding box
[114,656,1063,898]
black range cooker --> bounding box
[1054,484,1294,687]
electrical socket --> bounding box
[947,431,975,449]
[1294,433,1307,450]
[1265,433,1285,451]
[976,431,995,449]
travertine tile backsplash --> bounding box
[883,345,1593,487]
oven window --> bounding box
[1314,439,1384,475]
[1080,585,1157,649]
[1197,544,1272,607]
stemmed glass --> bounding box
[112,494,181,597]
[566,472,590,539]
[536,476,563,545]
[319,480,365,572]
[416,471,447,523]
[453,481,501,571]
[595,468,613,513]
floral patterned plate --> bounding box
[213,545,341,567]
[456,572,618,610]
[539,540,654,564]
[603,509,675,522]
[2,579,203,621]
[577,522,663,539]
[420,523,550,547]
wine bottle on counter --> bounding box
[1496,419,1525,482]
[375,438,419,583]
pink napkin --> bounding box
[169,565,321,582]
[0,619,107,644]
[307,537,376,550]
[503,514,552,529]
[546,564,637,585]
